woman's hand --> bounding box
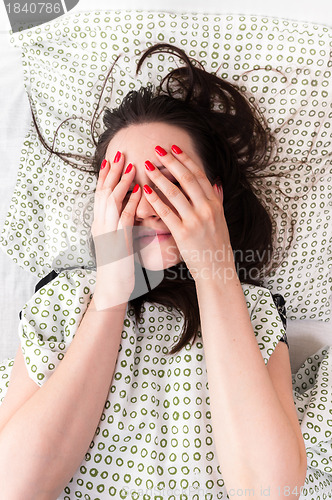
[91,152,141,309]
[142,145,237,285]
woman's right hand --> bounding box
[91,152,141,310]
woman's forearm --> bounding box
[0,297,127,500]
[195,273,305,499]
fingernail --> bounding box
[216,184,223,203]
[155,145,167,156]
[171,145,182,154]
[143,184,152,194]
[133,183,140,193]
[124,163,133,174]
[114,151,121,163]
[145,160,155,171]
[101,159,107,169]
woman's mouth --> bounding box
[136,233,172,245]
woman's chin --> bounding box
[133,238,181,271]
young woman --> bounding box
[0,43,307,499]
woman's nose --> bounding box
[134,187,160,221]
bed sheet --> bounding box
[0,270,330,498]
[0,7,38,361]
[0,0,330,362]
[0,2,331,498]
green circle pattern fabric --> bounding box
[0,268,331,498]
[0,10,331,324]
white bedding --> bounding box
[0,3,331,498]
[0,0,331,368]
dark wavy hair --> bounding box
[30,42,284,355]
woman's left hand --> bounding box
[142,145,237,284]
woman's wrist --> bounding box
[91,292,129,312]
[194,263,239,291]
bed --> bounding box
[0,0,331,497]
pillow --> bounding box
[0,9,331,322]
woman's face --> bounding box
[105,122,206,271]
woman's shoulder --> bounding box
[240,282,273,304]
[19,267,98,353]
[239,282,289,357]
[51,266,97,282]
[20,267,97,321]
[17,268,97,387]
[36,266,97,293]
[240,281,286,303]
[240,282,287,326]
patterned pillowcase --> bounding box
[0,10,331,322]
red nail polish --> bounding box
[101,159,107,169]
[124,163,133,174]
[143,184,152,194]
[114,151,121,163]
[133,183,140,193]
[145,161,155,171]
[171,145,182,154]
[155,146,167,156]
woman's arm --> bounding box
[0,347,40,436]
[0,297,127,500]
[195,273,307,500]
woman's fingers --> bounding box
[94,152,137,228]
[94,158,113,224]
[104,163,138,227]
[100,153,125,223]
[92,154,141,303]
[94,152,125,223]
[102,151,125,190]
[118,183,141,255]
[95,179,140,265]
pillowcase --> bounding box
[0,9,331,321]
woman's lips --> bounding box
[136,233,171,245]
